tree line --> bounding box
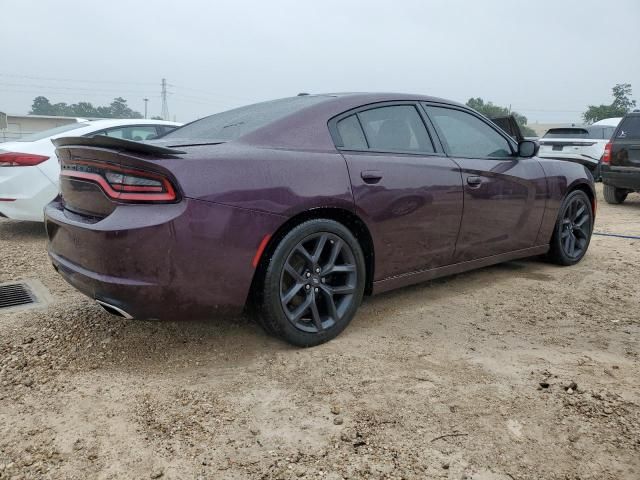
[29,96,146,119]
[29,83,635,129]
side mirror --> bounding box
[518,140,538,158]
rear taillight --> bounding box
[602,142,612,164]
[0,152,49,167]
[60,160,176,202]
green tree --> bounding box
[29,96,142,119]
[466,98,537,137]
[30,96,56,115]
[105,97,142,118]
[583,83,636,124]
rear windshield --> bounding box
[544,128,589,138]
[616,116,640,140]
[543,126,616,140]
[163,96,328,141]
[15,122,89,142]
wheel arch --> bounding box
[246,207,375,308]
[568,180,597,218]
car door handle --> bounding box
[361,170,383,184]
[466,176,483,188]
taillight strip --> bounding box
[61,170,175,201]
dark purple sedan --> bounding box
[45,93,595,346]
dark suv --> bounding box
[601,112,640,204]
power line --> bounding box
[0,73,157,86]
[0,81,152,96]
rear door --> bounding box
[331,103,463,281]
[423,104,547,263]
[611,115,640,168]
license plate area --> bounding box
[552,145,563,151]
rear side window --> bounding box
[616,116,640,140]
[96,126,159,141]
[426,106,512,158]
[336,115,367,150]
[586,126,616,139]
[357,106,434,153]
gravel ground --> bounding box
[0,184,639,480]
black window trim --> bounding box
[420,102,519,160]
[328,101,443,156]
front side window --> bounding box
[357,106,434,153]
[426,106,512,158]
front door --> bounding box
[330,103,464,281]
[423,104,547,263]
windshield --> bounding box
[14,122,89,142]
[543,126,616,140]
[163,96,328,141]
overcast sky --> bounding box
[2,0,639,124]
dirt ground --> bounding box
[0,184,638,480]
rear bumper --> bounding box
[601,167,640,191]
[45,198,285,319]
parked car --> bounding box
[45,93,595,347]
[0,119,181,221]
[600,111,640,204]
[489,115,525,142]
[537,117,621,177]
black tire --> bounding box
[547,190,593,266]
[603,184,628,204]
[260,219,366,347]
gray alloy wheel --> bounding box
[261,219,366,347]
[548,190,593,266]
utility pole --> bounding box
[143,98,149,119]
[161,78,169,121]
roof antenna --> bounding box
[297,92,310,96]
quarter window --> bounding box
[426,106,512,158]
[357,106,434,153]
[336,115,367,150]
[616,116,640,140]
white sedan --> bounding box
[0,119,181,221]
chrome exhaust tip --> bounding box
[96,300,134,319]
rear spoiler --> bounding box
[52,136,186,155]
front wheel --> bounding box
[260,219,366,347]
[547,190,593,266]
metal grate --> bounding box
[0,283,36,310]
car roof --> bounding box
[308,92,465,108]
[591,117,622,126]
[84,119,182,127]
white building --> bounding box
[0,112,86,142]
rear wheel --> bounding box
[603,184,628,204]
[547,190,593,266]
[260,219,366,347]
